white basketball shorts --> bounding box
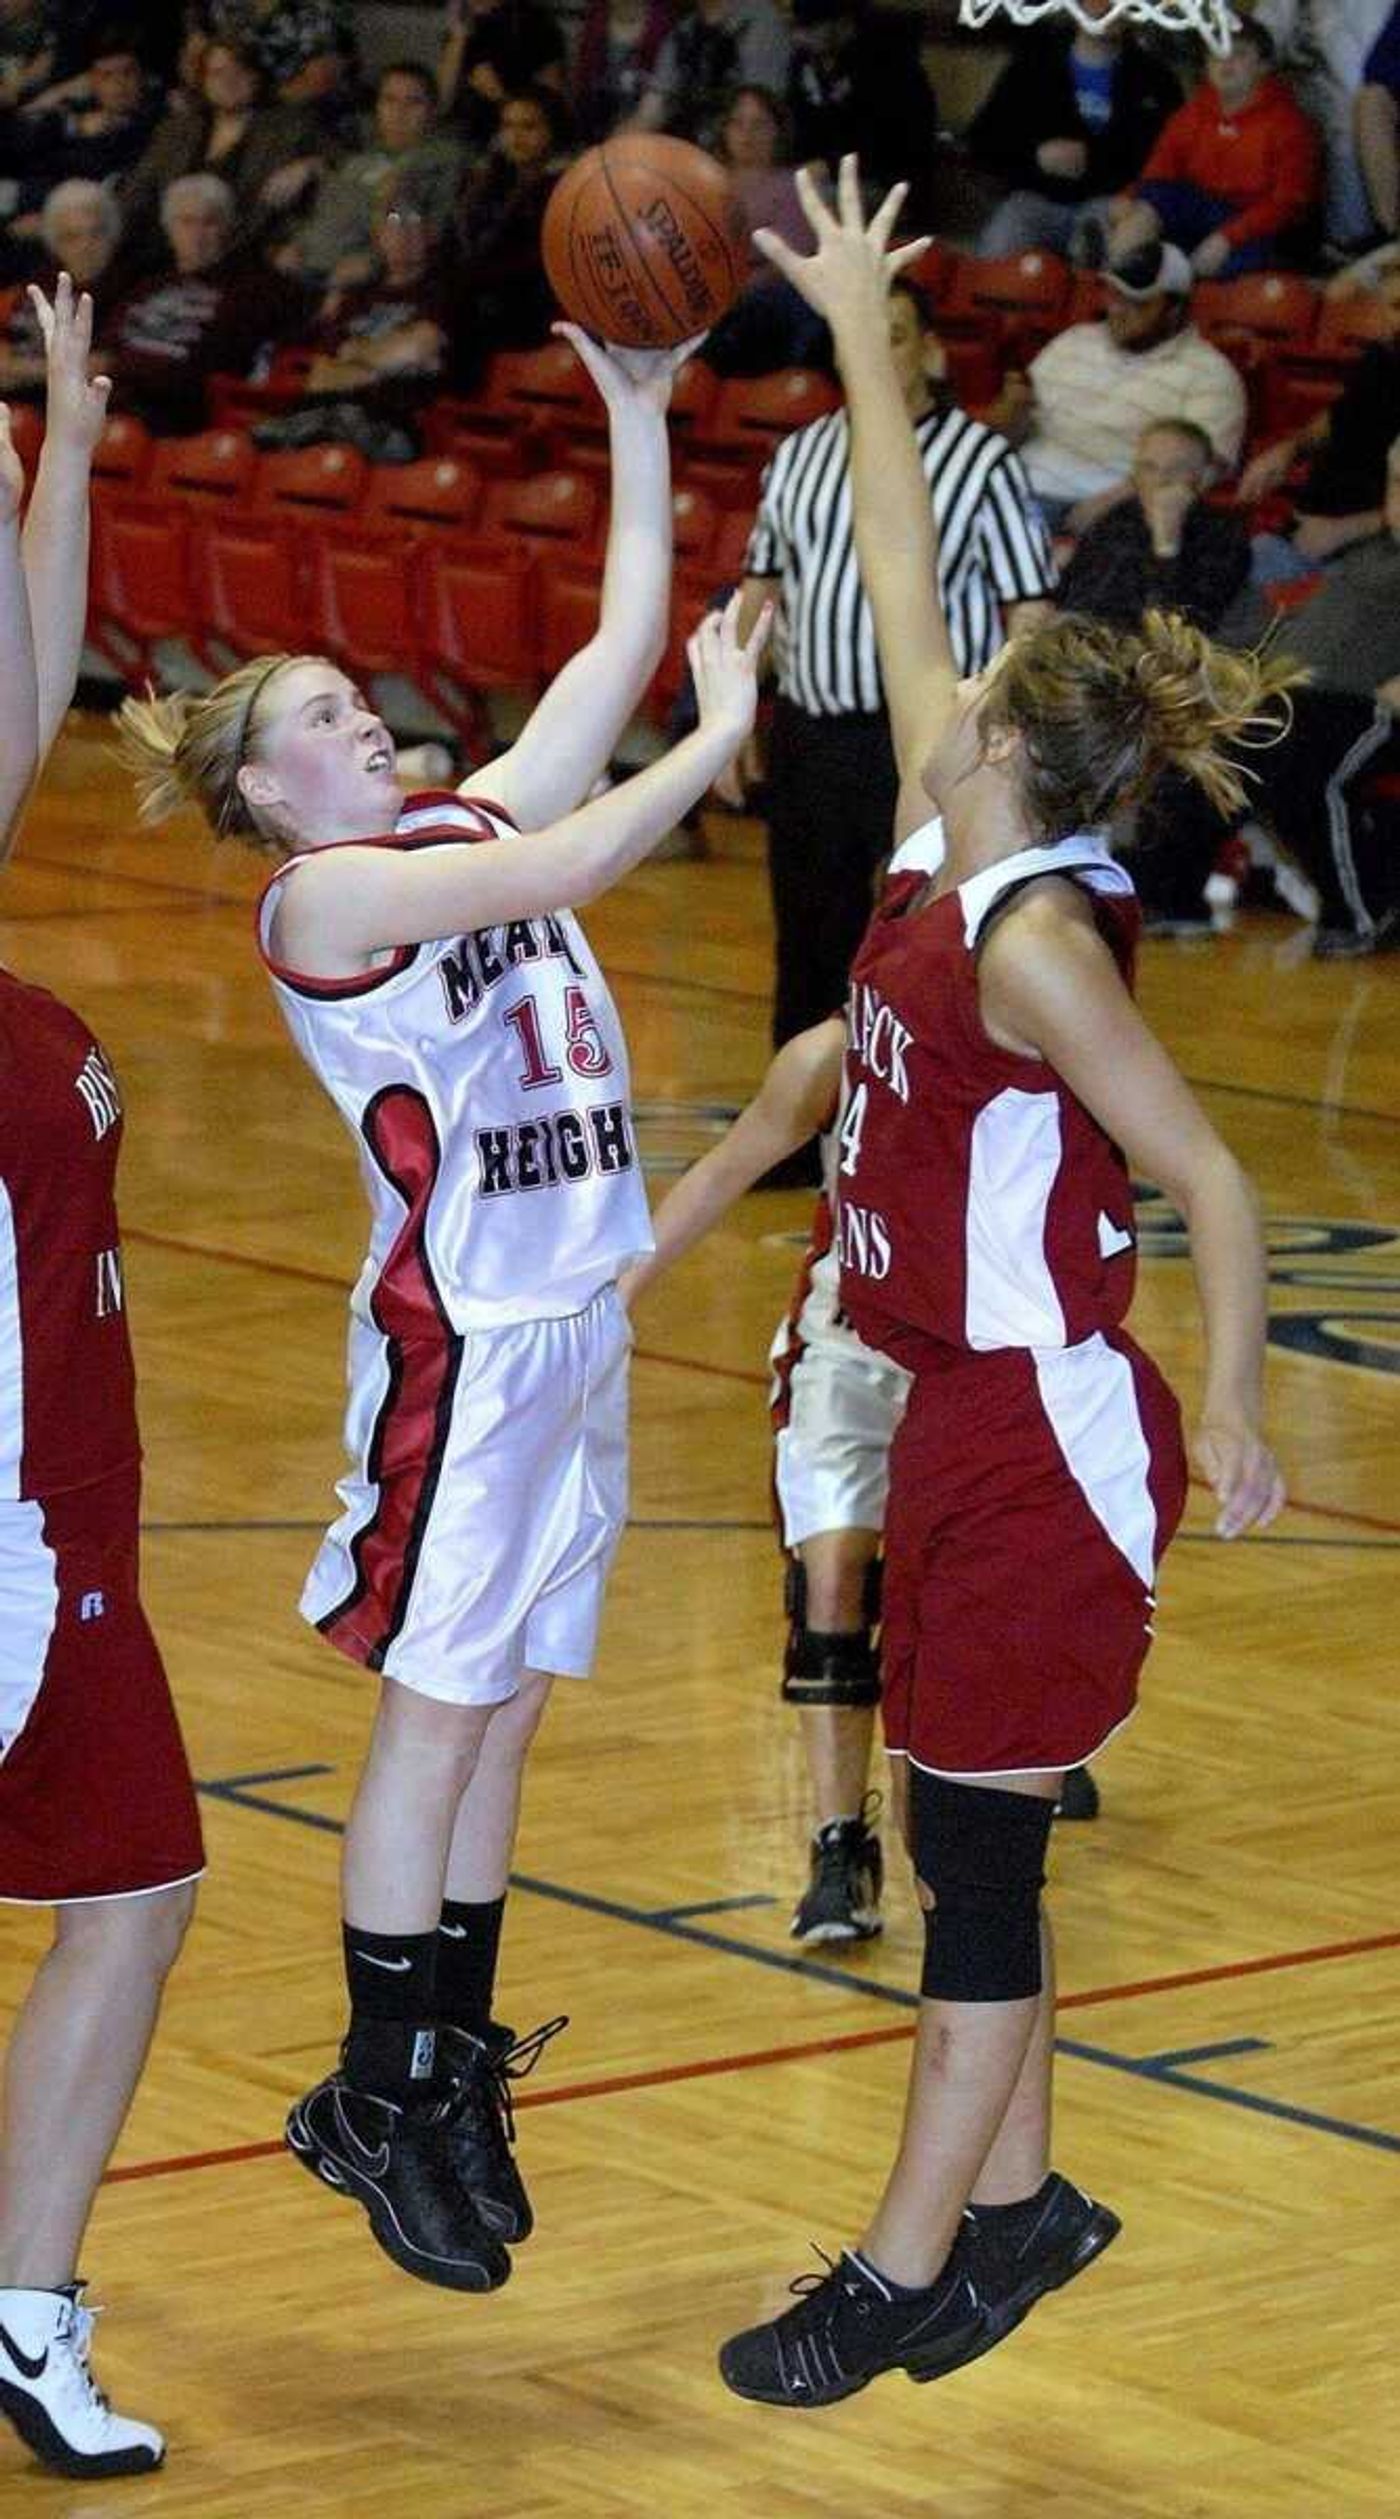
[305,1284,630,1704]
[771,1334,910,1552]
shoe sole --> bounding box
[788,1914,884,1946]
[284,2104,511,2294]
[719,2307,990,2408]
[975,2205,1122,2351]
[0,2380,163,2479]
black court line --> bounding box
[195,1766,1400,2156]
[1058,2033,1400,2158]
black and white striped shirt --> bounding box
[745,402,1055,713]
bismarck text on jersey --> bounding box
[847,982,912,1103]
[475,1099,635,1195]
[438,915,585,1020]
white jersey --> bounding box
[257,791,653,1332]
[771,816,947,1378]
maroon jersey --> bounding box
[0,974,139,1501]
[836,837,1141,1373]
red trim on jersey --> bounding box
[316,1087,463,1671]
[253,792,518,1000]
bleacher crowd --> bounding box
[2,0,1398,953]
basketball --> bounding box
[542,136,748,349]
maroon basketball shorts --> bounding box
[0,1469,205,1902]
[880,1330,1189,1778]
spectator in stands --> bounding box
[0,174,125,392]
[968,0,1178,260]
[1239,246,1400,572]
[199,0,355,110]
[290,177,450,450]
[3,32,162,217]
[0,0,62,107]
[1057,415,1251,933]
[784,1,941,225]
[118,35,325,268]
[634,0,791,151]
[1108,18,1321,276]
[100,168,299,432]
[704,84,829,373]
[993,237,1247,532]
[271,60,464,298]
[450,83,568,381]
[1356,2,1400,241]
[1149,434,1400,953]
[438,0,566,151]
[572,0,672,143]
[1255,0,1390,253]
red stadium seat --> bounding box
[1314,288,1396,355]
[668,357,720,435]
[490,339,598,425]
[421,391,533,476]
[711,502,756,580]
[90,413,152,493]
[1193,272,1319,355]
[421,539,539,740]
[941,250,1072,333]
[535,558,604,681]
[903,242,957,308]
[190,512,306,664]
[480,468,601,552]
[6,402,43,477]
[87,498,193,680]
[147,427,258,505]
[255,441,370,517]
[670,483,720,568]
[362,454,481,533]
[702,368,842,458]
[1065,269,1107,325]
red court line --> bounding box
[103,1925,1400,2190]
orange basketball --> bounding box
[543,136,748,349]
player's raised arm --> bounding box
[0,407,39,859]
[459,329,697,833]
[755,158,957,789]
[20,274,110,762]
[622,1019,846,1307]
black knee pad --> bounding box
[780,1558,881,1708]
[910,1770,1054,2004]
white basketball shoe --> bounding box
[0,2283,164,2477]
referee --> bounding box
[733,277,1054,1130]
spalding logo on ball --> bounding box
[543,136,748,349]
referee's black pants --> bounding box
[765,697,900,1048]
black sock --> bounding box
[341,1924,440,2100]
[435,1895,506,2037]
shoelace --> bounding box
[784,2245,871,2323]
[51,2293,117,2426]
[484,2015,569,2148]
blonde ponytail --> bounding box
[117,654,300,844]
[984,610,1303,843]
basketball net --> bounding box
[959,0,1237,53]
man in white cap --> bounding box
[990,237,1247,534]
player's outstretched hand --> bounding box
[754,156,930,337]
[1193,1416,1286,1539]
[553,321,706,415]
[27,270,110,455]
[688,588,772,750]
[0,408,23,526]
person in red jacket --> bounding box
[1108,18,1320,277]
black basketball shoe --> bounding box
[285,2070,511,2292]
[1055,1765,1100,1822]
[790,1810,884,1945]
[439,2016,568,2244]
[960,2173,1121,2345]
[719,2247,985,2408]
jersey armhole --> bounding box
[254,861,422,1003]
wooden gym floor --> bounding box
[1,714,1397,2516]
